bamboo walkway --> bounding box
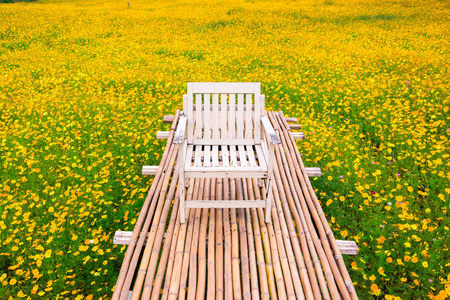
[112,111,358,300]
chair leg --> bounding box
[265,175,273,223]
[179,174,186,224]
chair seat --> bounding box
[184,144,268,173]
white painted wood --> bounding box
[261,116,281,144]
[212,145,219,167]
[142,166,320,177]
[335,240,359,255]
[156,131,170,139]
[230,145,238,167]
[189,82,258,94]
[203,145,211,167]
[221,145,229,167]
[178,83,279,223]
[285,117,298,123]
[305,167,322,177]
[204,93,211,139]
[195,93,203,139]
[236,94,244,139]
[186,165,264,172]
[142,166,159,175]
[291,132,305,140]
[245,93,253,140]
[184,145,194,169]
[220,93,227,139]
[178,140,187,223]
[254,85,261,143]
[185,200,267,208]
[212,93,219,139]
[185,171,268,179]
[187,90,194,144]
[185,146,194,169]
[238,145,247,167]
[229,94,236,139]
[191,103,257,112]
[192,138,255,146]
[173,116,187,144]
[113,231,358,255]
[163,115,175,124]
[247,145,257,167]
[194,145,202,167]
[254,145,266,169]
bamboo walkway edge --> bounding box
[112,110,358,300]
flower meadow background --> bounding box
[0,0,449,298]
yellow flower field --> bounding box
[0,0,449,298]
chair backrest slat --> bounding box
[195,93,203,139]
[236,93,244,139]
[220,93,227,139]
[254,88,261,143]
[185,82,263,144]
[245,93,252,139]
[204,94,211,139]
[212,93,219,139]
[229,94,236,139]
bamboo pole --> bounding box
[241,179,261,300]
[159,178,194,300]
[284,117,358,300]
[223,178,233,300]
[215,178,224,300]
[254,182,288,300]
[146,180,181,300]
[230,180,243,300]
[275,113,348,299]
[206,179,216,300]
[138,167,180,299]
[113,110,180,300]
[268,111,326,300]
[166,179,200,300]
[246,178,270,300]
[275,151,329,300]
[180,179,203,300]
[263,181,298,300]
[130,149,179,300]
[236,179,251,300]
[271,165,308,300]
[277,111,357,299]
[269,111,342,300]
[194,178,210,300]
[250,179,278,300]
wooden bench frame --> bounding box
[173,83,281,223]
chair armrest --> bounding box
[173,116,187,144]
[261,116,281,144]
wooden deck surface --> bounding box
[112,111,358,300]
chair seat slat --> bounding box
[238,145,248,167]
[247,145,257,167]
[212,145,219,167]
[221,145,230,167]
[204,145,211,167]
[194,145,202,167]
[230,145,238,167]
[254,145,266,169]
[185,145,194,169]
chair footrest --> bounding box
[185,200,266,208]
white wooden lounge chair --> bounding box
[173,82,281,223]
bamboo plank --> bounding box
[113,108,359,300]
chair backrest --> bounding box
[184,82,265,145]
